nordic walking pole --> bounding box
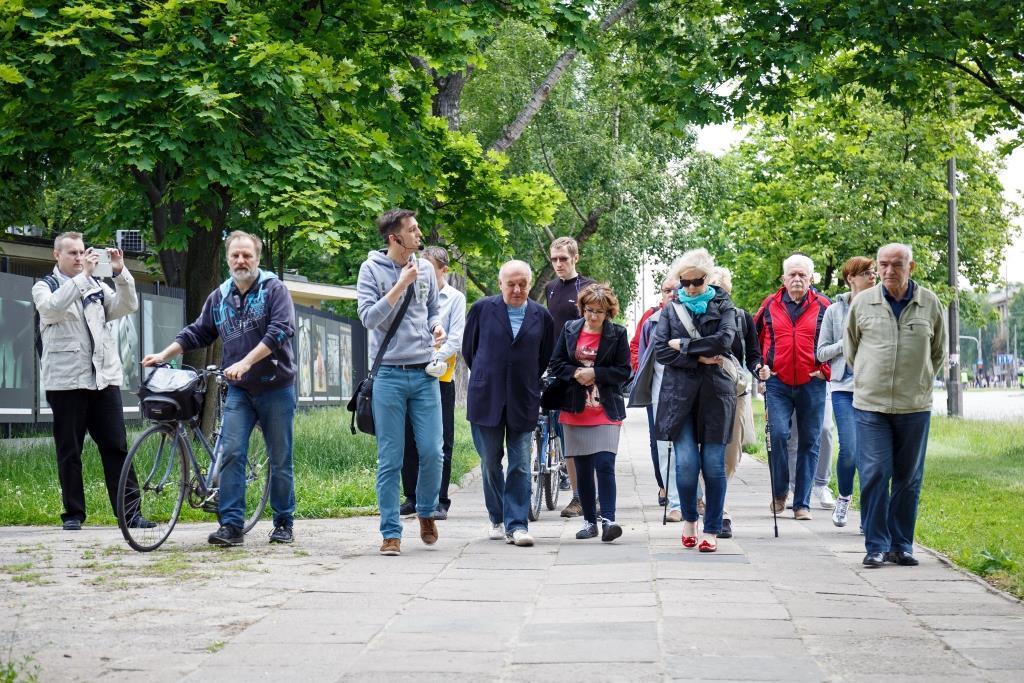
[662,443,672,525]
[762,383,779,538]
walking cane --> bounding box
[763,384,779,538]
[662,443,672,525]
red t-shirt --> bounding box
[560,330,621,427]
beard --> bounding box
[232,266,258,286]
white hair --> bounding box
[707,266,733,294]
[878,243,913,262]
[498,259,532,283]
[782,253,814,276]
[668,248,716,279]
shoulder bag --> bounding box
[346,291,413,435]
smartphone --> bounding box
[91,248,113,279]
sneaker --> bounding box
[62,519,82,531]
[770,496,786,514]
[718,518,733,539]
[399,499,416,516]
[666,509,682,523]
[600,519,622,543]
[511,529,534,547]
[208,524,244,547]
[127,515,157,529]
[379,538,401,556]
[785,490,794,509]
[575,521,598,539]
[559,473,571,491]
[432,507,448,521]
[487,522,505,540]
[269,524,293,544]
[418,516,438,545]
[560,496,582,518]
[793,508,812,521]
[832,496,851,527]
[814,485,836,510]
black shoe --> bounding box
[658,495,668,507]
[862,552,885,568]
[601,520,622,543]
[884,551,919,566]
[269,524,293,544]
[718,518,733,539]
[399,499,416,516]
[128,515,157,529]
[559,474,571,491]
[432,507,448,521]
[62,519,82,531]
[208,524,244,547]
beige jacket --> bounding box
[33,267,138,391]
[845,281,946,414]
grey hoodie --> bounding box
[357,249,441,365]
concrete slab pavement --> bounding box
[2,409,1023,681]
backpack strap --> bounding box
[34,275,61,358]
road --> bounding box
[933,388,1024,420]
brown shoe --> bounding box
[794,508,812,521]
[770,496,786,514]
[666,509,682,523]
[560,496,583,518]
[379,538,401,556]
[419,516,438,545]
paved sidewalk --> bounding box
[2,410,1023,682]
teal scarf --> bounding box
[678,285,716,314]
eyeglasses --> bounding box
[583,307,607,316]
[857,270,878,278]
[550,255,571,263]
[678,276,705,288]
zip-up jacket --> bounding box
[754,287,831,387]
[176,270,296,393]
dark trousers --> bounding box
[402,380,455,510]
[646,405,665,490]
[46,386,139,523]
[574,450,617,524]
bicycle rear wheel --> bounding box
[117,424,187,552]
[242,426,271,533]
[528,428,544,522]
[544,434,565,511]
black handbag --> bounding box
[347,290,414,435]
[138,365,205,421]
[540,375,568,411]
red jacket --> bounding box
[630,306,659,371]
[754,288,831,386]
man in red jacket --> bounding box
[754,254,831,520]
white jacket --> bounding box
[33,266,138,391]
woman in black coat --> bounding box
[548,284,631,542]
[654,249,737,553]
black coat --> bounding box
[463,296,555,433]
[547,318,631,421]
[653,289,737,443]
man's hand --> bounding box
[141,353,165,367]
[432,324,446,346]
[109,248,125,275]
[668,338,681,351]
[698,355,723,365]
[397,257,418,290]
[809,370,825,380]
[83,248,99,277]
[573,367,596,386]
[757,364,773,381]
[224,360,252,381]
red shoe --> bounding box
[682,533,697,548]
[698,538,717,553]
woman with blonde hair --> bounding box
[547,283,631,542]
[654,249,737,552]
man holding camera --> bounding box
[143,231,297,547]
[34,231,150,531]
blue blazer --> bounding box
[463,296,555,433]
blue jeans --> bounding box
[470,422,532,534]
[672,416,727,535]
[573,450,617,524]
[765,376,826,510]
[219,384,296,529]
[855,409,931,554]
[372,366,443,538]
[831,391,858,498]
[646,405,665,490]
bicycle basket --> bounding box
[138,366,205,421]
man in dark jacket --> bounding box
[463,260,555,547]
[754,253,831,520]
[143,231,297,546]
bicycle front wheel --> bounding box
[528,428,544,522]
[545,434,565,511]
[242,426,271,533]
[117,424,187,552]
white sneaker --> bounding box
[510,529,534,547]
[785,490,794,509]
[814,485,836,510]
[487,522,505,540]
[832,496,851,527]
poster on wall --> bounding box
[142,294,185,360]
[0,273,37,422]
[338,322,353,399]
[297,315,312,401]
[313,322,327,395]
[326,319,340,402]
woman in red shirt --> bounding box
[547,284,631,542]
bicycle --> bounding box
[528,410,568,521]
[116,365,271,552]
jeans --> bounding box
[220,383,297,529]
[672,415,727,535]
[470,422,532,534]
[401,380,456,510]
[574,450,617,523]
[787,383,833,488]
[855,408,931,554]
[831,391,858,498]
[765,376,826,510]
[646,405,665,490]
[372,366,443,538]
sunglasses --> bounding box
[678,276,706,288]
[550,255,571,263]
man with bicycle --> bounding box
[143,231,297,546]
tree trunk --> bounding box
[433,69,472,131]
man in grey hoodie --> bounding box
[357,209,447,556]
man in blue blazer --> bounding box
[463,260,556,547]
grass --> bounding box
[0,406,480,526]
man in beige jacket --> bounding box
[845,243,946,568]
